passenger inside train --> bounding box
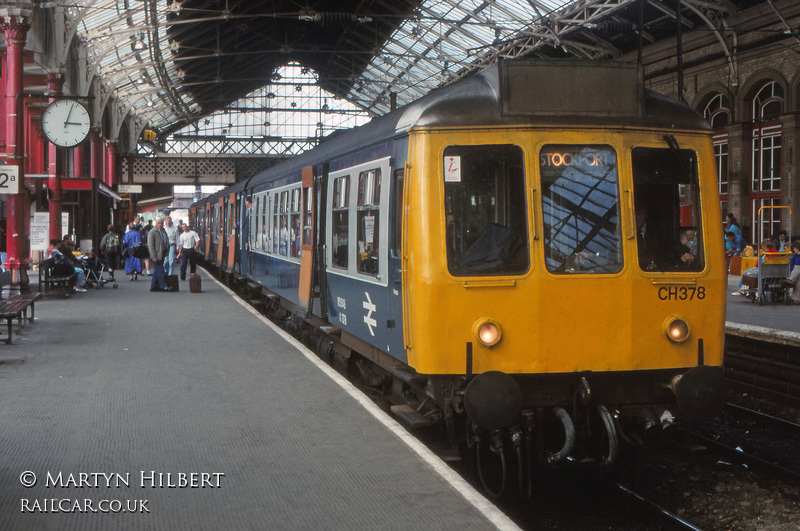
[632,146,703,272]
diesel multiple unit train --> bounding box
[191,59,727,494]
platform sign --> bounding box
[0,165,19,194]
[30,212,50,251]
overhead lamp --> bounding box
[132,33,147,51]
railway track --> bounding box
[724,325,800,408]
[684,403,800,482]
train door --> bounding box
[204,202,212,260]
[227,193,237,271]
[316,164,329,319]
[298,166,315,312]
[216,197,225,264]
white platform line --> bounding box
[212,274,521,531]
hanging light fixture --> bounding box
[132,32,148,51]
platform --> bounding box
[726,273,800,342]
[0,270,517,530]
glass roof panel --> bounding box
[65,0,581,135]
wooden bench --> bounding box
[0,271,41,344]
[38,257,77,296]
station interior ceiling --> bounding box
[63,0,765,144]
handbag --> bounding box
[132,244,150,259]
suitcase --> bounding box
[189,273,201,293]
[165,274,179,292]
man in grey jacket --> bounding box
[147,217,172,292]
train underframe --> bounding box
[215,265,726,498]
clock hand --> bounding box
[64,104,74,127]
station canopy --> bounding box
[71,0,748,136]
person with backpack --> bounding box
[99,224,122,280]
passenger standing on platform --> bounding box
[141,220,153,276]
[780,240,800,304]
[164,216,178,276]
[99,224,121,280]
[131,215,143,233]
[724,213,742,239]
[123,223,143,281]
[147,217,171,292]
[178,223,200,280]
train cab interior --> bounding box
[443,144,529,276]
[632,145,704,273]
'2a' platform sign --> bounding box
[0,165,19,194]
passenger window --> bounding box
[444,145,529,276]
[290,188,301,258]
[332,175,350,269]
[302,187,312,247]
[633,145,703,272]
[540,145,622,274]
[357,169,381,276]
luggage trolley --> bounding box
[744,206,792,305]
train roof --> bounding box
[200,59,709,203]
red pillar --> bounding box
[1,15,31,284]
[104,140,116,188]
[89,127,103,181]
[46,73,64,241]
[73,144,85,178]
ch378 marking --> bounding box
[658,286,706,301]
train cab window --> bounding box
[632,146,703,272]
[357,169,381,276]
[540,145,622,274]
[332,175,350,269]
[444,145,529,276]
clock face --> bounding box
[41,99,91,148]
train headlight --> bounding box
[664,315,690,343]
[474,319,502,348]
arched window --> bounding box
[703,93,730,213]
[704,93,731,129]
[750,81,784,243]
[752,81,784,120]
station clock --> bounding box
[41,99,91,148]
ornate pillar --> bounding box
[1,14,31,284]
[46,73,64,241]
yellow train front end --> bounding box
[402,124,726,454]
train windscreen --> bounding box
[444,144,529,276]
[632,145,703,272]
[540,145,623,274]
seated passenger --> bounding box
[50,238,87,293]
[738,239,777,294]
[780,240,800,304]
[636,206,696,270]
[725,231,747,257]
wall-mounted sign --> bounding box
[118,184,143,194]
[0,165,19,194]
[119,199,131,211]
